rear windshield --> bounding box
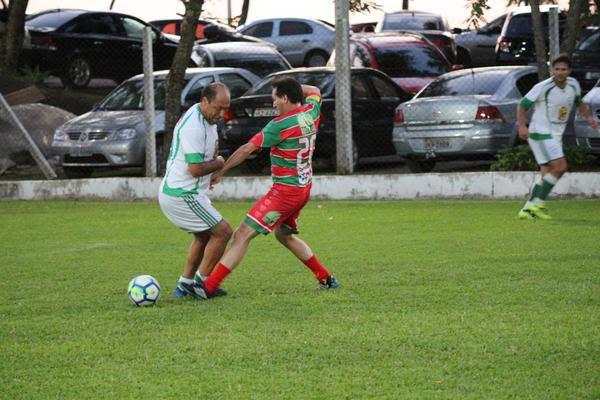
[382,14,443,31]
[26,10,81,29]
[98,79,179,111]
[418,70,507,97]
[375,46,449,77]
[248,71,335,97]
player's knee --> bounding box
[211,220,233,240]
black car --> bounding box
[150,18,264,45]
[21,9,179,88]
[572,29,600,95]
[222,67,412,171]
[191,42,291,79]
[495,6,567,65]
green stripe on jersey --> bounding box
[185,153,205,163]
[520,97,534,109]
[272,175,312,186]
[271,154,304,169]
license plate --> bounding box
[254,107,278,117]
[424,138,450,150]
[70,149,92,157]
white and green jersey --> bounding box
[520,76,582,138]
[160,104,218,197]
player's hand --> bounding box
[590,118,599,132]
[518,125,528,140]
[215,156,225,168]
[210,172,223,190]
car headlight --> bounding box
[115,128,137,140]
[53,126,67,141]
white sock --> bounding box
[178,276,194,285]
[543,174,558,185]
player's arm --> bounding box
[517,103,529,140]
[577,102,599,131]
[188,156,225,177]
[210,142,259,187]
[302,84,321,98]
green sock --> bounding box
[538,175,558,201]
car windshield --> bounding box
[506,14,550,37]
[26,10,81,28]
[247,71,335,96]
[375,46,449,77]
[383,14,442,31]
[98,79,173,111]
[418,70,507,97]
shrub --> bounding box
[491,144,597,171]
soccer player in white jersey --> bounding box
[517,55,598,220]
[158,83,233,298]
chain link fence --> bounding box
[1,5,598,180]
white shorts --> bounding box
[528,135,564,165]
[159,191,223,233]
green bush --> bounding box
[19,65,50,84]
[491,144,597,171]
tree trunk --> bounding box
[530,0,549,80]
[560,0,584,56]
[162,0,204,174]
[238,0,250,26]
[1,0,29,73]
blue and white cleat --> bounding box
[318,275,340,289]
[173,284,188,299]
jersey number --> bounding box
[297,135,316,169]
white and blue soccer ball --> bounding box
[128,275,161,307]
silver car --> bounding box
[392,66,538,172]
[237,18,335,67]
[572,79,600,155]
[51,67,260,178]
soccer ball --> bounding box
[128,275,161,306]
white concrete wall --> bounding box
[2,172,599,201]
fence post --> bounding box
[143,27,156,177]
[334,0,354,174]
[548,6,560,70]
[0,93,57,179]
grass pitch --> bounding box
[1,200,599,399]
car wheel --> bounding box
[457,47,471,67]
[406,158,436,173]
[304,50,329,67]
[63,166,94,179]
[61,57,92,88]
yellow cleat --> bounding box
[529,204,552,220]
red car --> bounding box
[328,32,454,95]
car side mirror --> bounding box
[452,27,462,34]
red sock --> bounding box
[204,263,231,293]
[303,255,330,282]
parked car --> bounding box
[150,18,264,44]
[351,22,377,33]
[237,18,335,67]
[222,67,412,171]
[571,79,600,155]
[327,32,453,95]
[392,66,539,172]
[572,29,600,95]
[375,10,457,63]
[50,67,261,178]
[454,13,506,67]
[21,9,180,88]
[496,5,567,66]
[191,42,291,79]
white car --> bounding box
[572,79,600,155]
[237,18,335,67]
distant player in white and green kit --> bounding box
[158,83,233,298]
[517,55,598,220]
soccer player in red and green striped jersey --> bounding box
[183,76,339,300]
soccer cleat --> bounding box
[179,281,208,300]
[318,275,340,289]
[173,284,188,299]
[518,208,536,220]
[529,204,552,220]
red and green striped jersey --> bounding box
[249,94,321,187]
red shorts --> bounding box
[245,183,312,235]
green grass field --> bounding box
[1,200,599,399]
